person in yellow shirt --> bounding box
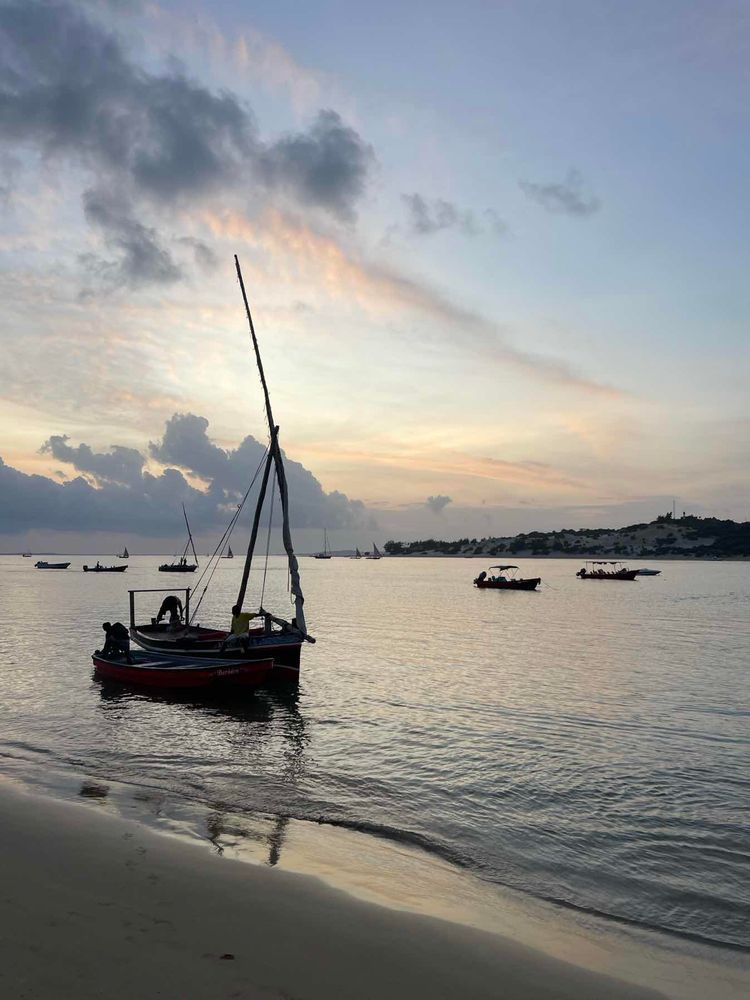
[230,604,252,635]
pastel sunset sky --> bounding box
[1,0,748,551]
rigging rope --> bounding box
[188,445,269,624]
[259,472,276,609]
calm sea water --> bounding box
[1,554,748,950]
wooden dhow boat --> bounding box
[129,256,315,680]
[159,505,199,573]
[474,566,541,590]
[92,649,273,690]
[83,562,127,573]
[365,542,382,560]
[576,560,638,581]
[35,560,70,569]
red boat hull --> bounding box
[92,653,273,689]
[475,578,540,590]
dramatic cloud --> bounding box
[519,170,600,217]
[149,412,368,529]
[0,412,366,537]
[401,194,506,237]
[260,110,373,222]
[425,494,452,514]
[41,434,146,487]
[0,0,374,285]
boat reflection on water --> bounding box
[78,779,110,801]
[93,682,307,868]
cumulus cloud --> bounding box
[519,170,600,217]
[149,412,368,529]
[0,412,367,537]
[0,0,374,285]
[425,494,452,514]
[41,434,146,487]
[401,194,506,237]
[260,110,373,222]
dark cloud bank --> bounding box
[0,413,367,537]
[0,0,374,286]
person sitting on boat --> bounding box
[156,594,183,625]
[219,605,256,652]
[100,621,133,663]
[230,604,253,636]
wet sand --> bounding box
[0,784,667,1000]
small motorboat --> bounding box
[92,649,274,690]
[22,552,32,557]
[474,566,541,590]
[83,563,127,573]
[35,561,70,569]
[576,560,638,581]
[635,567,661,576]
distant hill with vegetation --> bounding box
[384,514,750,560]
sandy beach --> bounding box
[0,783,669,1000]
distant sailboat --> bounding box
[350,547,362,559]
[314,529,332,559]
[223,544,234,559]
[117,546,129,559]
[159,505,199,573]
[366,542,382,560]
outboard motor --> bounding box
[475,570,487,585]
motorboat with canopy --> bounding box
[474,565,541,590]
[128,256,315,679]
[576,560,638,580]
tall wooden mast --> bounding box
[234,255,307,633]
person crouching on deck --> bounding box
[100,622,133,663]
[156,594,183,626]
